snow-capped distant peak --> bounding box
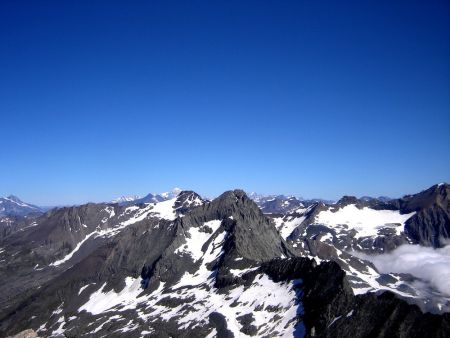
[111,189,183,206]
[160,187,182,199]
[0,195,42,216]
[111,195,141,204]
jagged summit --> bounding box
[173,190,204,214]
[401,182,449,212]
[137,189,293,291]
[333,194,397,211]
[400,183,450,247]
[208,189,294,262]
[336,195,360,206]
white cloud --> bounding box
[357,244,450,297]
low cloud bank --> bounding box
[357,244,450,297]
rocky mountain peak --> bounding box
[6,195,22,203]
[0,195,42,217]
[173,190,205,214]
[336,195,359,206]
[401,182,449,213]
[399,183,450,247]
[203,189,294,262]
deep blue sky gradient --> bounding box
[0,0,449,204]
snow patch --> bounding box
[79,277,143,315]
[78,283,95,295]
[174,220,222,262]
[315,205,415,238]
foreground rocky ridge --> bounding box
[0,186,449,337]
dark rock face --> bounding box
[0,215,32,239]
[405,206,450,247]
[213,190,293,261]
[400,184,449,212]
[336,196,360,206]
[326,292,450,338]
[401,184,450,247]
[6,203,121,263]
[209,312,234,338]
[261,258,450,338]
[336,195,398,210]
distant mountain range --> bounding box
[0,188,385,218]
[112,190,336,214]
[111,188,183,206]
[249,193,335,214]
[0,184,449,337]
[0,188,185,218]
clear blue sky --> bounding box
[0,0,449,205]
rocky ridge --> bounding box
[0,185,448,337]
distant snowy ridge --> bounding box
[0,195,43,216]
[110,188,183,206]
[111,195,141,204]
